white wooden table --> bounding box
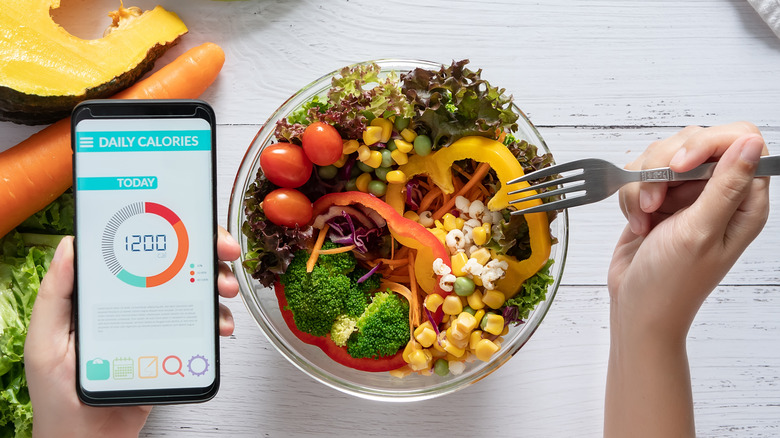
[3,0,779,436]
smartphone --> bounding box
[71,100,219,405]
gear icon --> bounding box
[187,354,209,377]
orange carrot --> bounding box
[0,42,226,238]
[306,224,330,272]
[417,186,442,213]
[407,252,420,327]
[317,244,355,255]
[433,162,491,220]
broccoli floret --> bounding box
[346,291,410,359]
[330,314,358,347]
[317,241,356,274]
[279,242,369,337]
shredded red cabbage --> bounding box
[424,308,443,346]
[405,178,423,210]
[357,262,382,283]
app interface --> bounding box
[75,117,215,392]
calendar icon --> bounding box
[113,358,134,380]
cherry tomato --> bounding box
[263,188,313,227]
[259,143,312,188]
[301,122,343,166]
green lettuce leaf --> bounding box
[401,59,519,148]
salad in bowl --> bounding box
[229,59,567,400]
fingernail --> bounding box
[639,189,653,211]
[51,237,68,263]
[628,214,640,235]
[670,148,687,168]
[740,136,763,165]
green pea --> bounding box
[318,165,338,180]
[433,359,449,376]
[380,149,394,168]
[374,166,391,182]
[394,117,410,131]
[453,276,476,296]
[462,305,476,316]
[367,180,387,197]
[350,165,362,178]
[386,139,397,151]
[357,161,374,173]
[413,134,432,156]
[345,178,357,191]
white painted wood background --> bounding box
[2,0,779,436]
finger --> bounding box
[25,236,75,360]
[217,225,241,262]
[217,261,239,299]
[669,122,761,172]
[687,134,764,241]
[218,303,235,337]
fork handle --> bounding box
[638,162,716,182]
[641,154,779,182]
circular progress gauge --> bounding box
[102,202,189,287]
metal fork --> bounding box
[506,155,780,215]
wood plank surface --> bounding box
[1,0,778,436]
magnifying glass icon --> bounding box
[162,355,184,377]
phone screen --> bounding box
[72,101,218,404]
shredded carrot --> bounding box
[383,274,412,283]
[306,224,330,272]
[433,162,491,220]
[452,163,474,180]
[417,186,442,213]
[370,258,409,267]
[317,244,355,255]
[407,252,420,328]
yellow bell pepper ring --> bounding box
[398,135,553,297]
[399,135,542,211]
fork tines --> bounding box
[506,159,590,215]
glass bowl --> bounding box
[227,59,569,401]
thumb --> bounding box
[25,236,75,360]
[687,134,764,239]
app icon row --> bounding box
[86,355,209,380]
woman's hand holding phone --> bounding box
[23,226,241,438]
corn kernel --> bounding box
[430,347,447,359]
[481,313,505,336]
[455,217,466,230]
[470,248,491,265]
[355,173,372,192]
[429,228,447,245]
[454,311,478,333]
[473,309,486,326]
[342,139,360,154]
[424,294,444,312]
[403,210,420,222]
[474,339,499,362]
[400,128,417,142]
[362,126,383,145]
[442,339,466,358]
[402,340,420,363]
[385,170,407,184]
[394,139,413,153]
[390,149,408,165]
[434,220,444,230]
[467,289,485,310]
[442,295,463,315]
[408,349,432,370]
[357,144,371,162]
[450,252,469,277]
[472,226,488,246]
[414,321,433,337]
[332,154,349,168]
[365,150,383,168]
[501,325,509,336]
[389,366,413,378]
[370,117,393,143]
[415,327,437,348]
[442,213,458,231]
[469,330,484,350]
[482,289,506,309]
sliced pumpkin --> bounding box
[0,0,188,125]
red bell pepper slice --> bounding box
[274,282,406,372]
